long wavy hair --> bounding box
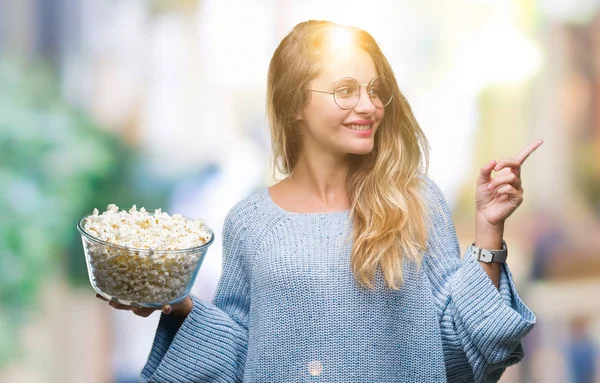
[267,20,431,289]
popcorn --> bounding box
[80,204,212,304]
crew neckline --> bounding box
[264,187,351,217]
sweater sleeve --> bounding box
[140,207,251,383]
[421,176,536,383]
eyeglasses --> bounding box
[307,76,394,110]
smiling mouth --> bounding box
[346,124,372,131]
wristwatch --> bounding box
[469,240,508,263]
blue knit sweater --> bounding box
[141,176,535,382]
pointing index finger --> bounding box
[516,139,544,164]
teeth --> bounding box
[347,124,371,131]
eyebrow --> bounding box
[329,76,380,88]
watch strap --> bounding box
[469,240,508,263]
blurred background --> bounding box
[0,0,599,382]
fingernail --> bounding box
[494,165,500,171]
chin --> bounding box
[348,144,375,155]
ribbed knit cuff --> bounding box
[451,255,536,378]
[142,295,246,383]
[140,306,183,382]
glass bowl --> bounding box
[77,210,214,308]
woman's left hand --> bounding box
[476,139,544,228]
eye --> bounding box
[368,87,379,97]
[334,78,359,98]
[335,87,354,97]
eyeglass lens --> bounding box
[333,77,393,109]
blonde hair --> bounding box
[267,20,430,289]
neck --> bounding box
[289,149,351,207]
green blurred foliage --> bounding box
[0,58,169,368]
[575,140,600,216]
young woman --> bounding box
[101,20,542,382]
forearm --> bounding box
[475,214,504,289]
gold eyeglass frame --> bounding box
[307,76,394,110]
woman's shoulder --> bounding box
[417,172,436,191]
[220,186,272,247]
[224,186,270,224]
[416,173,452,228]
[417,173,445,204]
[416,174,456,240]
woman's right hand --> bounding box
[96,293,193,320]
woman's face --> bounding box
[297,47,385,159]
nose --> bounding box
[353,86,376,115]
